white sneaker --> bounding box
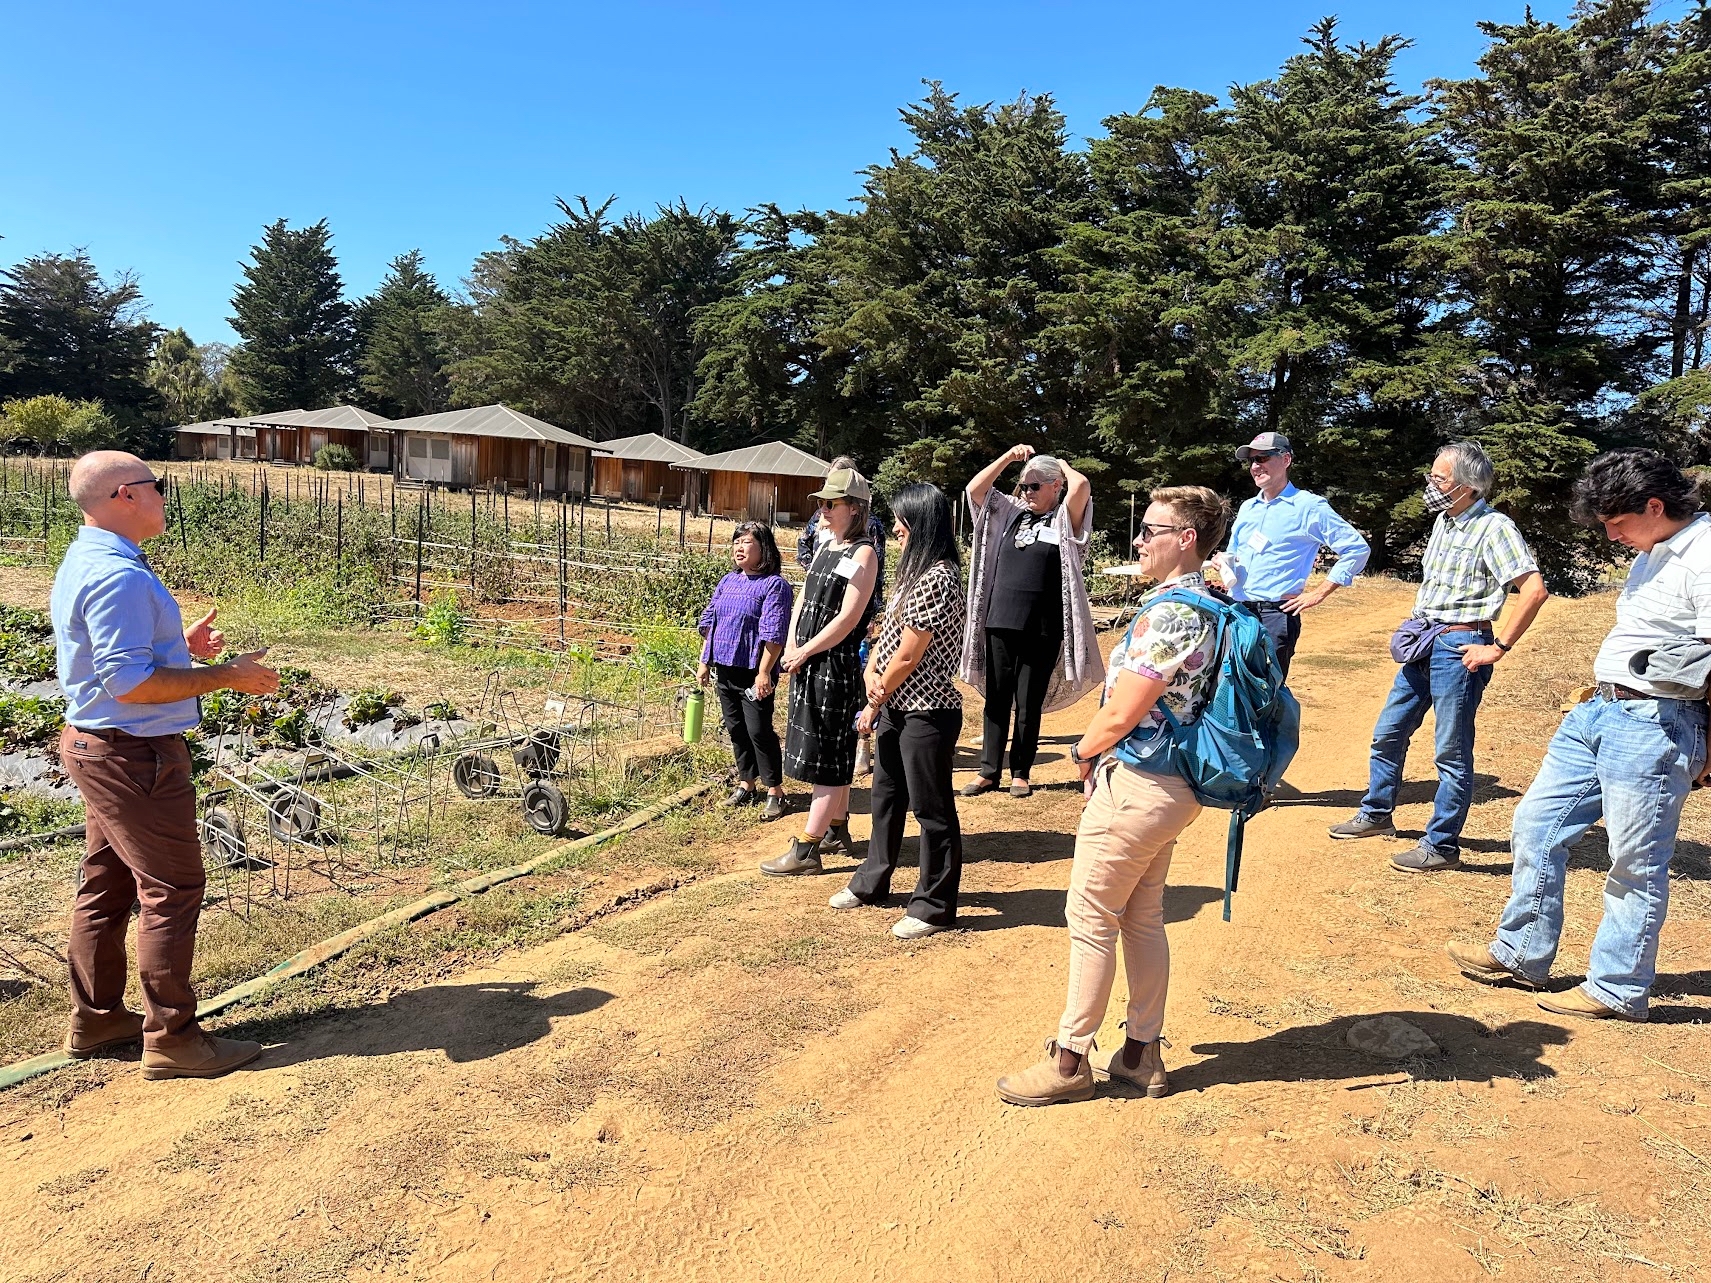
[892,916,946,940]
[828,888,863,910]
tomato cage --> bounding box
[443,660,691,838]
[196,725,440,917]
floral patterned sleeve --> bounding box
[1116,601,1211,681]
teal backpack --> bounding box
[1110,586,1300,920]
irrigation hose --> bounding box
[0,778,716,1093]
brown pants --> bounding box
[60,726,205,1049]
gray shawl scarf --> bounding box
[958,486,1105,714]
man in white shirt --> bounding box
[1449,450,1711,1021]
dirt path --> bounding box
[4,581,1709,1282]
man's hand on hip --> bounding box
[1281,583,1339,615]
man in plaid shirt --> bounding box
[1330,441,1551,871]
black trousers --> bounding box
[979,626,1063,780]
[849,706,963,925]
[1248,601,1302,683]
[713,664,782,788]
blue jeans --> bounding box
[1492,694,1706,1017]
[1357,628,1494,855]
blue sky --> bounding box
[0,0,1607,345]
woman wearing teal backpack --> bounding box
[997,485,1231,1107]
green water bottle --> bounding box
[683,689,705,744]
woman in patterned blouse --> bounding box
[997,485,1230,1108]
[828,483,967,939]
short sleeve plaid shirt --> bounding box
[1413,499,1539,624]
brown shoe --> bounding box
[141,1033,265,1081]
[996,1039,1095,1107]
[1009,780,1033,798]
[1102,1035,1170,1098]
[1446,941,1538,990]
[1537,986,1646,1023]
[65,1009,145,1058]
[760,836,823,877]
[959,776,998,798]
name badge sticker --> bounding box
[834,556,861,581]
[1037,525,1062,546]
[1246,531,1270,553]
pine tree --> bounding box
[228,218,355,413]
[0,251,159,414]
[357,251,451,417]
[1433,0,1677,580]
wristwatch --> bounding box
[1069,742,1087,766]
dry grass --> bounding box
[35,1163,108,1211]
[1155,1147,1365,1263]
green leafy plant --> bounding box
[415,591,468,647]
[424,699,458,721]
[342,686,401,729]
[0,693,65,751]
[312,443,358,471]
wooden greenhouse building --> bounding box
[245,406,394,469]
[385,404,601,496]
[672,441,831,522]
[589,433,704,505]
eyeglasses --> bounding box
[1017,481,1053,494]
[1138,522,1187,540]
[110,476,166,498]
[1246,451,1282,463]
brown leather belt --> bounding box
[1596,682,1653,702]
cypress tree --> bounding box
[229,218,355,413]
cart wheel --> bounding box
[522,781,569,836]
[453,751,502,798]
[267,787,322,841]
[512,730,560,776]
[201,806,249,868]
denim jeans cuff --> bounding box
[1488,938,1544,984]
[1583,979,1646,1020]
[1357,807,1392,822]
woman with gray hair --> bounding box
[960,444,1104,797]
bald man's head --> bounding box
[69,451,150,512]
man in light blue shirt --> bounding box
[52,450,278,1081]
[1213,432,1371,680]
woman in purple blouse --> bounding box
[697,522,795,820]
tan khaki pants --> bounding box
[1057,761,1201,1053]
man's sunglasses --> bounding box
[1137,522,1187,540]
[1246,451,1283,463]
[110,476,167,498]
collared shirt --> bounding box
[1413,499,1539,624]
[1224,483,1371,602]
[698,571,794,670]
[49,526,199,735]
[1594,513,1711,698]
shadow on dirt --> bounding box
[962,828,1077,865]
[957,883,1223,932]
[228,981,613,1068]
[1160,1010,1573,1096]
[1270,774,1520,812]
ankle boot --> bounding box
[760,835,823,876]
[1103,1033,1170,1098]
[821,821,855,856]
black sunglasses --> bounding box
[1017,481,1054,494]
[1137,521,1187,540]
[1246,451,1283,463]
[110,475,167,498]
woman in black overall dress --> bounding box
[761,468,879,877]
